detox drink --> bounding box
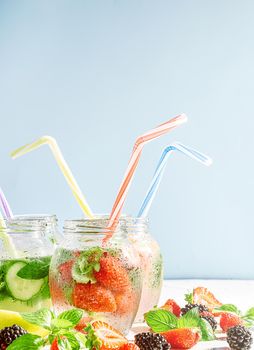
[0,218,54,312]
[49,218,142,334]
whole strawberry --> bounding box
[72,283,117,312]
[220,312,243,332]
[94,253,130,292]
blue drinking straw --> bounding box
[137,142,212,218]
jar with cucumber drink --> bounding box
[0,218,55,312]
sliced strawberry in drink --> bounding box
[72,283,117,313]
[94,253,130,292]
[193,287,222,311]
[59,260,74,284]
[113,288,136,315]
[161,328,200,349]
[92,320,127,349]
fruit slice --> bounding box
[72,283,117,312]
[92,321,127,349]
[161,299,181,317]
[59,260,74,284]
[0,310,48,337]
[161,328,200,349]
[193,287,222,311]
[5,262,45,301]
[219,312,243,332]
[94,254,130,292]
[120,343,140,350]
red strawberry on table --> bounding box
[92,320,127,349]
[72,283,117,312]
[219,312,243,332]
[94,253,130,292]
[161,328,200,349]
[161,299,181,317]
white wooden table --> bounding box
[130,280,254,349]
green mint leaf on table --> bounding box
[199,318,215,341]
[72,247,103,284]
[51,318,74,329]
[17,258,50,280]
[177,308,200,328]
[184,291,193,304]
[214,304,242,315]
[21,308,54,329]
[58,309,83,327]
[144,309,178,332]
[7,334,44,350]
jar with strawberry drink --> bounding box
[49,217,142,334]
[0,218,54,312]
[122,217,163,323]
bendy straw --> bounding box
[107,114,188,234]
[11,136,93,218]
[137,142,212,217]
[0,187,13,219]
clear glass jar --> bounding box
[13,214,61,245]
[0,218,54,312]
[123,217,163,323]
[49,217,142,334]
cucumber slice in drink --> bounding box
[5,262,45,301]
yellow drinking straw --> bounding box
[11,136,94,218]
[0,213,17,257]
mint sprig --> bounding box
[184,291,194,304]
[72,247,103,284]
[12,308,100,350]
[144,309,178,332]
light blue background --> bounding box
[0,0,253,279]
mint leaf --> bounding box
[184,291,193,304]
[17,258,50,280]
[7,334,43,349]
[72,247,103,284]
[244,307,254,318]
[21,308,53,329]
[199,318,215,341]
[215,304,241,315]
[51,318,73,329]
[85,324,102,350]
[144,309,178,332]
[58,309,83,327]
[177,308,200,328]
[57,334,80,350]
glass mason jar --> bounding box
[0,218,54,312]
[49,217,142,334]
[13,214,61,245]
[123,217,163,323]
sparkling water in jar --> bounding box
[49,217,142,334]
[0,217,54,312]
[122,217,163,323]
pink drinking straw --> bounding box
[0,187,13,219]
[105,114,188,239]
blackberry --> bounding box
[201,315,217,331]
[227,325,253,350]
[135,332,170,350]
[0,324,27,349]
[181,303,209,316]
